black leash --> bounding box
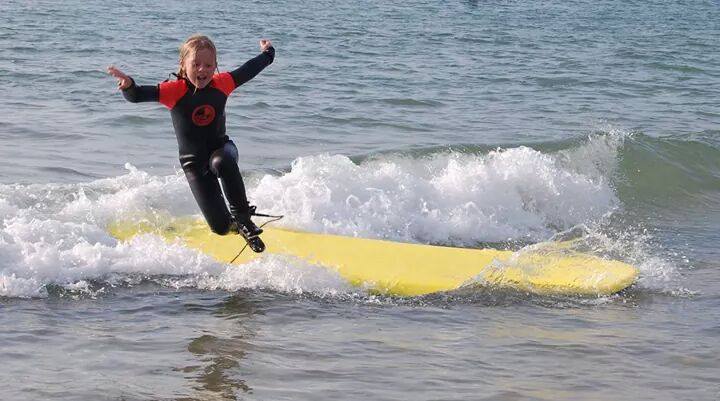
[228,207,284,264]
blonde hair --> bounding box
[177,34,218,79]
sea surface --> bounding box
[1,0,720,400]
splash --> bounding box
[253,138,620,245]
[0,134,686,299]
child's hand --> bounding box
[107,66,132,90]
[259,39,273,52]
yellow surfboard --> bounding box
[108,218,638,297]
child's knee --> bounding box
[209,153,233,175]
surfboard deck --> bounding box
[108,217,639,297]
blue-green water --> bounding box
[1,1,719,400]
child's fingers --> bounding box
[106,66,130,89]
[259,39,272,52]
[107,66,126,79]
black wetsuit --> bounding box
[121,47,274,235]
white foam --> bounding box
[194,255,355,296]
[557,129,628,179]
[252,146,618,244]
[58,163,196,225]
[0,198,18,220]
[0,136,677,298]
[0,164,356,298]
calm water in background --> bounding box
[1,0,720,400]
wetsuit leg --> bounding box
[184,168,233,235]
[209,141,251,222]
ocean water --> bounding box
[1,0,719,400]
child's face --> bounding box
[184,48,217,89]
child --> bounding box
[107,34,274,252]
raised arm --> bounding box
[107,66,159,103]
[229,39,275,88]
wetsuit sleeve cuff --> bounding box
[263,46,275,62]
[121,77,136,92]
[121,77,137,102]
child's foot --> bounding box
[236,218,263,238]
[244,235,265,253]
[232,218,265,253]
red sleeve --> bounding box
[212,72,236,97]
[159,80,188,109]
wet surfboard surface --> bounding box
[109,217,639,297]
